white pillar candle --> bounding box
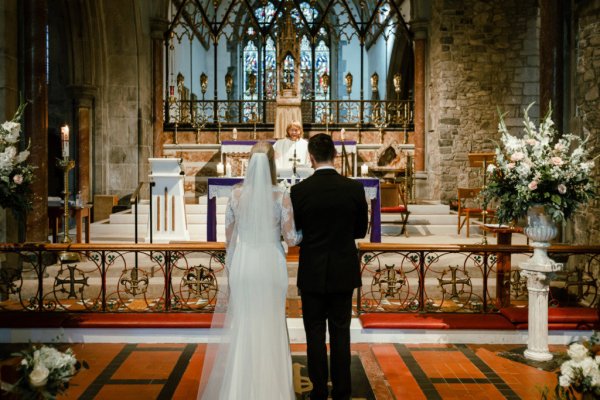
[226,162,232,177]
[216,162,224,176]
[232,128,237,140]
[61,125,70,158]
[361,164,369,177]
[340,128,345,141]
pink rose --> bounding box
[13,174,23,184]
[507,163,515,169]
[526,139,537,146]
[558,184,567,194]
[551,157,564,166]
[511,152,525,162]
[528,181,538,190]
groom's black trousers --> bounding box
[301,290,354,400]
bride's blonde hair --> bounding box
[250,141,277,185]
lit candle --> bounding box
[61,125,70,158]
[361,163,369,177]
[232,128,237,140]
[216,162,224,176]
[340,128,346,141]
[226,162,232,177]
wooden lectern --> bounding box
[146,158,190,243]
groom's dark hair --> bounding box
[308,133,336,163]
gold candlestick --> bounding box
[57,157,79,262]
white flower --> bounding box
[1,121,20,143]
[15,150,29,164]
[551,156,564,166]
[525,139,538,146]
[487,164,496,173]
[568,343,590,362]
[559,374,572,387]
[13,174,23,184]
[28,364,49,388]
[558,184,567,194]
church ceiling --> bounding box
[167,0,410,49]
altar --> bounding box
[220,140,358,176]
[206,177,381,242]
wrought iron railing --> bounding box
[358,243,600,314]
[1,243,598,315]
[0,243,225,313]
[164,99,414,128]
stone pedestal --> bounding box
[520,205,562,361]
[521,269,556,361]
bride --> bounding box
[199,141,301,399]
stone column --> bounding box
[23,0,49,242]
[152,19,168,158]
[69,85,97,205]
[412,21,427,173]
[521,270,555,361]
[539,0,563,127]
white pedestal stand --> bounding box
[146,158,190,243]
[520,206,563,361]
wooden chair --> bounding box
[380,182,411,237]
[457,187,495,237]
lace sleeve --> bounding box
[225,193,236,244]
[280,189,302,246]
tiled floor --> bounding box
[0,342,563,399]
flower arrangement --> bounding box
[543,332,600,399]
[0,102,35,216]
[2,343,88,399]
[482,103,596,224]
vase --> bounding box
[522,204,561,272]
[523,204,558,243]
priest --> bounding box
[273,120,312,178]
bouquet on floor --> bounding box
[2,343,88,399]
[482,103,596,224]
[0,101,35,216]
[545,331,600,399]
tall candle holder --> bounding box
[58,124,79,262]
[57,157,80,263]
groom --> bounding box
[291,133,369,400]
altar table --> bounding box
[207,177,381,242]
[220,140,358,175]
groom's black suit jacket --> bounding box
[291,169,369,293]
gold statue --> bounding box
[345,72,353,96]
[200,73,208,95]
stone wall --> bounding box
[568,0,600,245]
[427,0,539,201]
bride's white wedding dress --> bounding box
[199,153,301,400]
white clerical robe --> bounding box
[273,138,310,171]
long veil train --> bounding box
[198,153,295,399]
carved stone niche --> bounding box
[277,5,300,97]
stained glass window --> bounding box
[264,37,277,99]
[241,1,330,119]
